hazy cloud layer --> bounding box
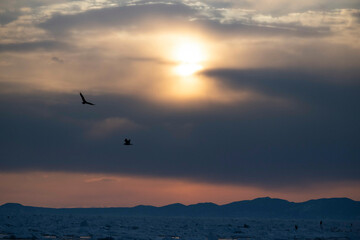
[88,117,141,138]
[0,41,69,52]
[38,3,197,36]
[0,0,359,193]
[0,80,359,188]
[36,3,335,39]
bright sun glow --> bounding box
[175,63,203,77]
[166,38,209,100]
[172,41,205,77]
[174,42,204,63]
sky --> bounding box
[0,0,359,208]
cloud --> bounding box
[35,1,340,41]
[38,3,197,36]
[51,56,64,63]
[84,176,119,183]
[88,117,141,139]
[0,88,359,189]
[214,0,360,15]
[2,0,359,47]
[202,68,360,107]
[0,40,69,52]
[0,0,359,192]
[0,10,21,25]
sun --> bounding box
[165,37,209,100]
[174,63,203,77]
[173,41,204,63]
[172,41,205,77]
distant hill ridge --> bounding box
[1,197,359,219]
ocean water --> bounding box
[0,214,359,240]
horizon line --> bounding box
[1,196,356,209]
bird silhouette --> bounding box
[80,92,95,105]
[124,138,133,145]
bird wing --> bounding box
[86,101,95,105]
[80,92,86,101]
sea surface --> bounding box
[1,214,359,240]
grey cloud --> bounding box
[292,1,360,13]
[120,56,174,65]
[88,117,141,139]
[203,68,360,108]
[0,0,68,9]
[0,11,21,25]
[1,1,359,190]
[0,0,72,24]
[219,0,360,15]
[0,40,70,52]
[354,11,360,23]
[0,76,359,189]
[195,19,329,38]
[51,56,64,63]
[38,3,197,36]
[37,2,330,39]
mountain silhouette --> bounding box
[1,197,359,219]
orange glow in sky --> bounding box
[0,172,359,208]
